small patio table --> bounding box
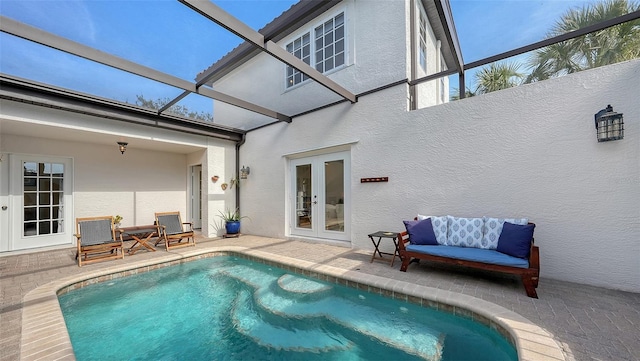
[368,231,401,267]
[120,226,158,255]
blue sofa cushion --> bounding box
[406,244,530,268]
[482,217,529,250]
[418,215,448,245]
[403,219,438,245]
[497,222,535,259]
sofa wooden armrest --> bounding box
[397,227,540,298]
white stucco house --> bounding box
[0,0,638,296]
[200,0,639,293]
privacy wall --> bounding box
[239,59,640,292]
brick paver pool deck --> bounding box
[1,234,638,361]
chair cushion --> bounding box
[482,217,529,250]
[497,222,535,259]
[403,219,438,245]
[417,215,448,245]
[80,219,115,246]
[406,244,530,268]
[157,215,183,234]
[446,216,484,248]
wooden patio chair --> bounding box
[75,216,124,267]
[154,211,195,251]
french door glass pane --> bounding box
[324,159,344,231]
[23,161,65,236]
[296,164,312,229]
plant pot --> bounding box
[225,221,241,234]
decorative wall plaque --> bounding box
[360,177,389,183]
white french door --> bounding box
[290,151,350,241]
[9,154,74,250]
[190,165,202,229]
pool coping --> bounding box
[20,246,565,361]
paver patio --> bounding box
[1,234,638,361]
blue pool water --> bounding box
[58,256,517,361]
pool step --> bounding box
[277,273,332,294]
[231,288,353,353]
[220,265,444,360]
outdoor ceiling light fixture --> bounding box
[595,105,624,142]
[117,141,128,154]
[240,165,250,179]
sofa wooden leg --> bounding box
[400,256,411,272]
[522,275,538,298]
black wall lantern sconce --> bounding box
[240,165,250,179]
[117,141,128,154]
[595,105,624,142]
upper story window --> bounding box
[314,13,345,73]
[418,7,428,72]
[285,12,345,89]
[286,33,311,88]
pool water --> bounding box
[59,256,516,361]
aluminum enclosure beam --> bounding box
[0,15,291,122]
[464,10,640,70]
[179,0,357,104]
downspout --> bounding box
[409,0,417,110]
[235,132,247,214]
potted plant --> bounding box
[113,215,123,228]
[217,208,248,235]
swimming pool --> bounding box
[59,256,516,360]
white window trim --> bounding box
[440,55,447,103]
[283,7,349,91]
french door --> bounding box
[190,165,202,229]
[290,151,349,241]
[9,155,74,250]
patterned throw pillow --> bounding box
[417,215,448,245]
[446,216,484,247]
[482,217,529,250]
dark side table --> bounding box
[368,231,400,267]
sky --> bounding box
[0,0,603,115]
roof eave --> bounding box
[196,0,341,86]
[422,0,463,72]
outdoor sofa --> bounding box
[398,215,540,298]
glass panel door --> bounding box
[23,162,65,237]
[295,163,312,229]
[323,159,344,232]
[10,155,73,250]
[290,151,349,241]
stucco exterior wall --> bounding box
[238,59,640,292]
[213,0,411,129]
[203,140,238,237]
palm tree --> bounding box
[526,0,640,83]
[474,62,524,94]
[450,87,476,101]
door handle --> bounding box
[1,206,6,211]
